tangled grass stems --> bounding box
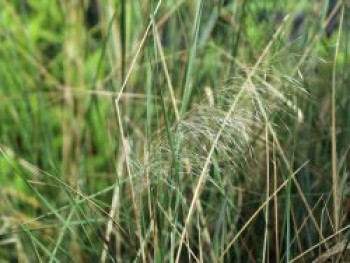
[2,1,348,261]
[124,69,304,261]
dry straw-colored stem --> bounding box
[331,3,344,234]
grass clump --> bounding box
[1,0,350,262]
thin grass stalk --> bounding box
[180,0,203,115]
[151,17,180,121]
[273,140,280,262]
[49,208,75,263]
[100,156,124,263]
[331,3,344,234]
[262,124,270,263]
[115,103,145,261]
